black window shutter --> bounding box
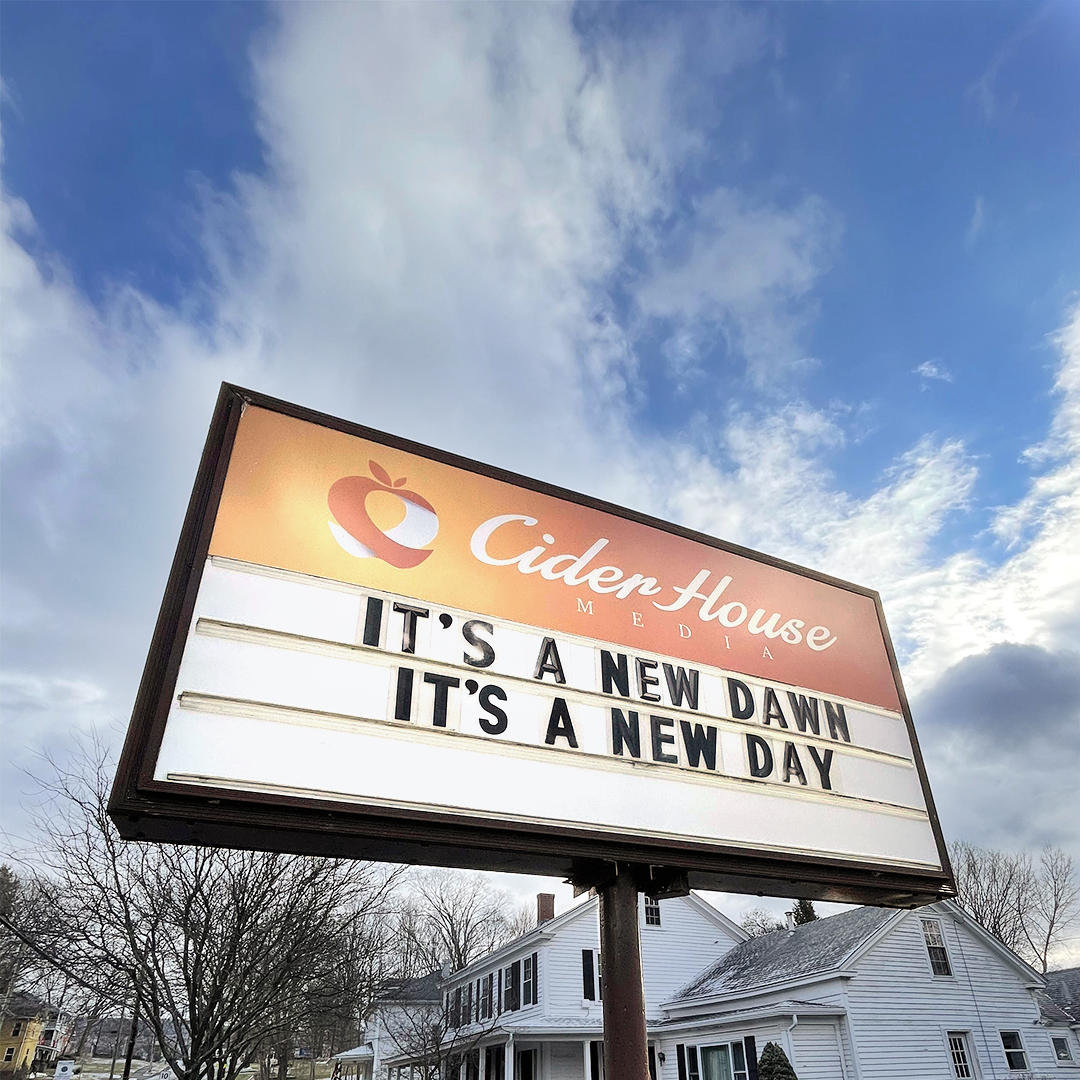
[511,959,521,1010]
[744,1036,758,1080]
[497,968,503,1014]
[676,1044,687,1080]
[648,1045,657,1080]
[531,951,539,1005]
[582,949,595,1000]
[589,1041,601,1080]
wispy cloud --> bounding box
[964,195,986,248]
[966,4,1049,123]
[2,4,1077,909]
[914,360,954,384]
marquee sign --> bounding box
[110,384,955,906]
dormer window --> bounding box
[921,918,952,976]
[644,896,661,927]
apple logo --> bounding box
[328,460,439,568]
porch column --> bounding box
[504,1035,514,1080]
[478,1044,486,1080]
[581,1040,590,1080]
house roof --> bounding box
[443,896,597,982]
[671,906,897,1002]
[1044,967,1080,1022]
[377,971,442,1003]
[1045,967,1080,1006]
[0,992,54,1020]
[444,891,746,986]
[332,1044,373,1061]
[1036,992,1076,1025]
[656,998,845,1031]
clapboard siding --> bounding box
[845,910,1058,1080]
[654,1023,790,1080]
[791,1023,845,1080]
[640,897,744,1013]
[542,896,741,1021]
[546,1041,585,1080]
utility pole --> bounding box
[108,1008,127,1080]
[121,996,140,1080]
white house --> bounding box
[352,894,1080,1080]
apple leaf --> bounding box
[369,460,393,486]
[394,477,408,487]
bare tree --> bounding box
[1021,846,1080,974]
[19,746,402,1080]
[949,841,1031,953]
[396,870,531,973]
[740,909,784,938]
[380,988,499,1080]
[949,840,1080,971]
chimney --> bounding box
[785,911,796,932]
[537,893,556,925]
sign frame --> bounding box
[109,383,956,907]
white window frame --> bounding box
[522,955,536,1008]
[582,949,602,1002]
[1000,1031,1029,1072]
[11,1022,22,1037]
[4,1049,15,1063]
[503,963,516,1012]
[643,896,661,927]
[944,1030,977,1079]
[695,1041,749,1080]
[921,917,954,977]
[481,973,493,1020]
[1050,1033,1076,1064]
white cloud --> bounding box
[915,360,954,384]
[2,4,1077,905]
[964,195,985,248]
[634,187,838,388]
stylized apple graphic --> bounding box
[328,460,439,568]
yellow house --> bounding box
[0,997,46,1074]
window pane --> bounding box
[687,1046,700,1080]
[701,1046,733,1080]
[1053,1036,1074,1061]
[948,1034,972,1079]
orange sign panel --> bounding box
[210,406,902,713]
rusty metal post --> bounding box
[598,866,649,1080]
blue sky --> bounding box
[2,2,1078,951]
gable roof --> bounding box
[377,971,442,1003]
[1045,967,1080,1006]
[684,892,751,943]
[0,992,54,1020]
[1044,966,1080,1021]
[671,906,898,1003]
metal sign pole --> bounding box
[598,866,650,1080]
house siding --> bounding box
[546,1042,584,1080]
[791,1022,846,1080]
[845,909,1061,1080]
[534,897,741,1023]
[654,1023,791,1080]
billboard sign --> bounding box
[110,385,955,905]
